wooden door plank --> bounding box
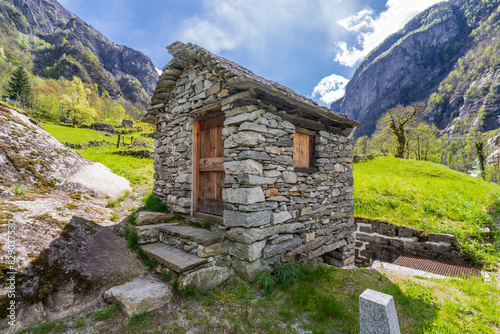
[198,198,224,216]
[216,125,224,157]
[199,157,225,172]
[200,128,212,159]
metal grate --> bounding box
[392,254,482,277]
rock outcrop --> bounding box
[0,103,131,198]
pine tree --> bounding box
[6,67,32,107]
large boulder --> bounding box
[104,278,172,316]
[122,119,134,128]
[91,122,115,134]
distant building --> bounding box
[142,41,362,283]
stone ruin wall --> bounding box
[355,218,468,267]
[152,59,356,281]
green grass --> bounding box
[42,122,152,145]
[42,123,154,185]
[354,156,500,265]
[142,191,168,212]
[19,264,500,333]
[76,146,153,185]
[92,303,118,321]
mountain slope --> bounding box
[332,0,500,137]
[0,0,158,109]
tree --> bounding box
[475,142,486,180]
[6,66,32,107]
[378,103,425,158]
[61,77,97,127]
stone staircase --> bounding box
[133,213,229,276]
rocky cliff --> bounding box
[0,0,158,109]
[332,0,500,137]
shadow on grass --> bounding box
[256,265,439,333]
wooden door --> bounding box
[193,115,225,217]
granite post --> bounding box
[359,289,401,334]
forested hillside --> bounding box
[332,0,500,138]
[0,0,158,124]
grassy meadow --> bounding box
[354,156,500,266]
[33,123,500,333]
[42,123,154,186]
[22,264,500,334]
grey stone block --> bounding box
[359,289,401,334]
[223,210,271,227]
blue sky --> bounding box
[58,0,445,106]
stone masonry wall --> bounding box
[153,61,229,213]
[152,57,357,281]
[221,106,355,281]
[355,218,468,267]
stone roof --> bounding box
[145,41,362,128]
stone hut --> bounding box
[140,41,363,284]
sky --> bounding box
[57,0,446,107]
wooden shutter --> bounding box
[293,132,315,173]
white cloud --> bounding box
[312,74,349,104]
[337,9,374,32]
[335,0,447,67]
[177,0,353,53]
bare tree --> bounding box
[378,103,425,158]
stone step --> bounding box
[159,225,225,246]
[135,211,176,226]
[141,243,207,273]
[134,223,178,244]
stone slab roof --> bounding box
[146,41,362,128]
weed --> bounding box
[235,281,249,299]
[256,272,275,295]
[159,268,171,281]
[109,191,129,208]
[181,285,199,298]
[172,278,199,298]
[74,316,85,328]
[26,320,66,334]
[11,183,28,195]
[93,303,117,320]
[128,212,137,225]
[274,261,306,285]
[109,212,118,221]
[124,225,158,270]
[143,191,168,212]
[195,219,214,230]
[128,311,149,327]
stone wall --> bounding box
[152,57,356,281]
[355,218,467,267]
[153,60,230,214]
[221,106,355,280]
